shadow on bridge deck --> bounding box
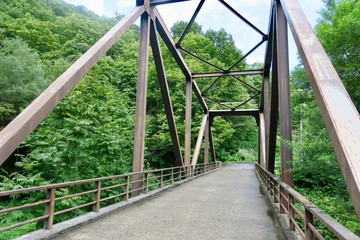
[53,163,283,240]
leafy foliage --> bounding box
[0,38,48,115]
[316,0,360,110]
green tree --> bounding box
[316,0,360,110]
[170,20,202,38]
[0,38,48,119]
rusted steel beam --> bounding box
[149,20,183,166]
[268,8,278,174]
[227,39,267,72]
[132,8,151,196]
[179,47,224,72]
[256,163,360,239]
[260,3,275,167]
[259,113,267,168]
[204,115,209,164]
[153,8,191,79]
[202,76,221,96]
[0,6,145,166]
[280,0,360,219]
[191,114,208,166]
[192,80,208,113]
[192,69,263,79]
[177,0,205,46]
[218,0,266,37]
[233,92,261,110]
[208,123,216,162]
[262,75,271,167]
[184,79,192,166]
[277,0,294,187]
[209,109,259,121]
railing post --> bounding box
[305,208,315,240]
[280,185,285,214]
[288,194,295,230]
[44,188,56,229]
[273,181,278,203]
[93,181,101,212]
[145,173,149,193]
[125,175,130,201]
[160,170,163,188]
[171,169,174,184]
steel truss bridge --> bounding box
[0,0,359,239]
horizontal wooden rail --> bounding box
[0,162,221,236]
[255,163,359,240]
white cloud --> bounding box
[63,0,106,16]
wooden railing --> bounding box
[255,163,359,240]
[0,162,221,234]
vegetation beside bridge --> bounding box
[0,0,359,238]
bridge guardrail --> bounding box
[0,161,221,236]
[255,163,359,240]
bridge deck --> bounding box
[54,163,282,240]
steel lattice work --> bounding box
[0,0,359,224]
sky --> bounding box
[63,0,324,69]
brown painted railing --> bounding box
[0,162,221,234]
[255,163,359,240]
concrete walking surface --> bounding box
[53,163,282,240]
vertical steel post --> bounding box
[268,6,278,174]
[160,170,163,188]
[279,185,285,214]
[259,114,267,168]
[209,117,216,162]
[204,115,209,165]
[44,188,56,229]
[305,208,315,240]
[145,173,149,193]
[261,2,275,171]
[288,194,295,230]
[132,6,150,196]
[125,175,130,201]
[184,78,192,167]
[93,181,101,212]
[277,0,294,187]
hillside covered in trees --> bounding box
[0,0,359,238]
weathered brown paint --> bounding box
[280,0,360,219]
[184,79,192,166]
[268,6,279,175]
[191,115,208,166]
[204,115,209,164]
[277,0,294,187]
[132,9,151,196]
[192,69,263,79]
[256,163,359,239]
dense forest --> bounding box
[0,0,359,238]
